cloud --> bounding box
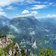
[0,7,7,17]
[0,0,38,7]
[19,0,38,4]
[49,2,56,6]
[47,14,56,18]
[49,3,53,5]
[12,10,38,18]
[0,11,7,16]
[21,10,38,17]
[0,0,55,7]
[38,14,56,18]
[10,24,21,33]
[44,1,56,6]
[0,7,3,11]
[0,0,19,7]
[31,11,38,15]
[31,5,47,10]
[6,6,16,10]
[21,10,31,16]
[22,10,30,14]
[0,7,7,16]
[27,0,36,3]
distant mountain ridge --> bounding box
[0,16,10,26]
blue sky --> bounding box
[0,0,56,19]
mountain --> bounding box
[10,16,55,52]
[0,16,10,36]
[39,18,56,34]
[39,18,56,49]
[0,16,56,53]
[0,16,10,26]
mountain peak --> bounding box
[13,16,35,19]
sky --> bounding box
[0,0,56,19]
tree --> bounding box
[39,47,55,56]
[21,49,26,56]
[0,49,4,56]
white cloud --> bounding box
[31,5,47,10]
[38,14,56,18]
[21,10,38,17]
[10,25,21,33]
[19,0,38,4]
[44,2,56,6]
[6,6,15,10]
[0,11,7,16]
[36,1,41,4]
[22,10,30,14]
[49,3,53,5]
[31,11,38,15]
[49,2,56,6]
[0,0,55,7]
[25,0,38,4]
[0,0,37,7]
[0,7,3,11]
[18,0,41,4]
[0,7,7,17]
[12,10,38,18]
[0,0,19,7]
[47,14,56,18]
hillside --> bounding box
[0,16,56,54]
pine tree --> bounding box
[21,49,26,56]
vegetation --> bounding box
[0,46,56,56]
[0,49,4,56]
[21,49,26,56]
[0,35,56,56]
[39,47,56,56]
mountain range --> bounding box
[0,16,56,53]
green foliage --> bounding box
[0,49,8,56]
[39,47,56,56]
[21,49,26,56]
[0,44,56,56]
[0,49,4,56]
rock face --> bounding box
[0,35,12,48]
[8,42,21,56]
